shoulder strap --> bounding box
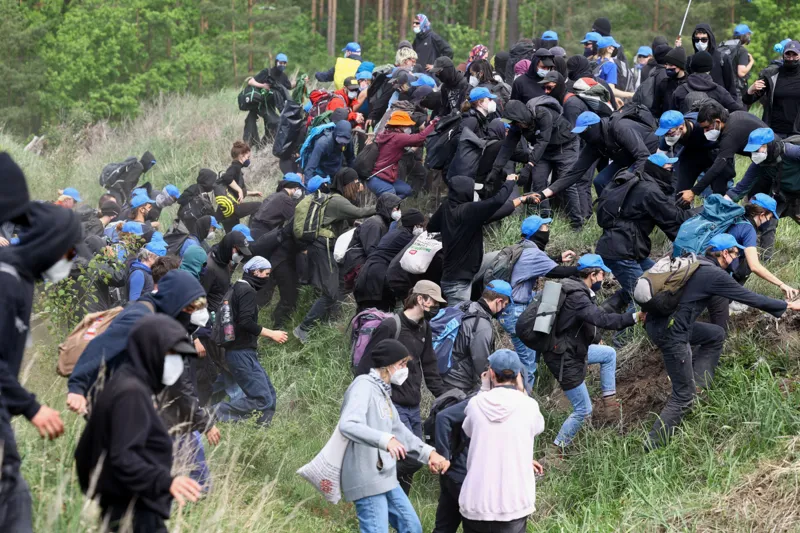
[140,301,155,313]
[392,314,402,340]
[0,262,19,281]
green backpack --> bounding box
[293,190,332,243]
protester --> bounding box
[56,187,82,209]
[412,14,453,72]
[179,215,220,256]
[316,42,363,86]
[342,193,402,288]
[652,46,688,116]
[721,25,755,99]
[683,23,738,100]
[511,48,554,103]
[177,168,218,234]
[179,245,207,281]
[70,236,127,315]
[595,36,634,99]
[429,57,470,118]
[127,242,166,302]
[670,51,743,113]
[303,120,356,182]
[369,111,436,198]
[326,76,366,126]
[249,173,304,240]
[468,59,511,103]
[744,40,800,138]
[216,141,263,232]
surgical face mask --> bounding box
[277,65,286,71]
[413,26,421,34]
[704,126,721,142]
[391,210,402,221]
[242,159,251,168]
[43,258,73,284]
[695,41,709,52]
[190,308,210,327]
[468,75,479,87]
[162,354,185,386]
[231,251,243,264]
[751,151,768,165]
[584,47,594,57]
[486,100,497,114]
[291,188,303,200]
[412,226,424,236]
[207,231,215,240]
[348,90,359,99]
[665,134,681,146]
[403,127,413,134]
[390,366,409,386]
[537,69,550,78]
[591,281,603,292]
[665,68,678,78]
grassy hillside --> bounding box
[6,90,800,532]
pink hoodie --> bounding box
[458,387,545,522]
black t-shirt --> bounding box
[253,68,270,84]
[770,71,800,135]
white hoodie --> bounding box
[458,387,545,522]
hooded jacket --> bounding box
[342,193,402,274]
[687,24,737,99]
[671,73,743,113]
[506,40,536,83]
[250,190,297,239]
[412,29,454,69]
[494,51,510,82]
[373,121,436,183]
[67,270,205,396]
[510,60,547,103]
[74,315,186,518]
[459,388,544,522]
[428,176,515,282]
[179,245,207,281]
[303,126,356,181]
[177,170,217,233]
[743,63,800,136]
[442,300,496,393]
[435,67,470,118]
[0,152,30,224]
[201,232,238,313]
[354,225,416,304]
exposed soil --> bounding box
[613,344,671,430]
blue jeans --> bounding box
[395,404,423,438]
[367,176,413,199]
[441,279,472,308]
[602,257,655,312]
[174,431,211,490]
[212,349,276,426]
[354,485,423,533]
[592,160,623,197]
[499,302,537,390]
[554,344,617,447]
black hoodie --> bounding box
[201,231,249,313]
[177,169,218,233]
[0,153,30,224]
[510,61,547,103]
[342,193,402,274]
[495,97,575,170]
[494,51,510,83]
[74,315,190,518]
[427,176,515,282]
[687,23,737,99]
[671,73,743,113]
[436,67,470,118]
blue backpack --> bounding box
[298,122,336,170]
[430,303,479,375]
[673,194,745,257]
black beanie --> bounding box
[0,152,30,224]
[592,17,612,37]
[100,200,121,217]
[691,51,713,73]
[653,44,672,65]
[664,46,687,70]
[371,339,410,368]
[401,208,424,228]
[652,36,668,50]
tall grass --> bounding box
[8,89,800,532]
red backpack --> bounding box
[307,89,346,126]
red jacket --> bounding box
[326,89,359,123]
[371,122,436,183]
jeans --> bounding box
[646,320,725,448]
[499,302,537,390]
[395,404,423,495]
[554,344,617,447]
[602,257,656,312]
[353,485,423,533]
[367,176,413,199]
[462,516,528,533]
[212,349,276,426]
[433,476,463,533]
[592,160,624,197]
[441,279,472,308]
[174,431,211,490]
[0,470,32,533]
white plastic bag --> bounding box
[333,228,356,264]
[296,425,349,504]
[400,231,443,274]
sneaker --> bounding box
[293,326,309,344]
[729,301,749,315]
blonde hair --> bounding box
[395,47,418,66]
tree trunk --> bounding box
[311,0,317,33]
[319,0,325,35]
[471,0,478,29]
[400,0,409,39]
[327,0,337,56]
[532,2,537,37]
[232,0,237,82]
[653,0,659,32]
[489,0,499,53]
[730,0,735,25]
[360,0,366,36]
[498,0,506,54]
[354,0,359,42]
[384,0,390,43]
[248,0,254,73]
[506,0,518,48]
[550,3,555,29]
[480,0,490,38]
[377,0,383,43]
[566,0,573,41]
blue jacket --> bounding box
[303,131,355,181]
[434,398,470,483]
[127,261,153,302]
[509,241,558,303]
[68,270,205,396]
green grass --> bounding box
[8,89,800,532]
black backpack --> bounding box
[483,243,525,285]
[99,157,139,189]
[515,288,568,352]
[595,171,642,228]
[422,389,467,451]
[681,91,715,114]
[632,73,657,110]
[611,102,657,132]
[352,142,380,181]
[424,112,463,170]
[272,101,305,158]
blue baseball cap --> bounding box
[469,87,498,102]
[303,101,312,113]
[209,216,222,230]
[542,30,558,41]
[572,111,601,133]
[775,39,792,54]
[132,187,148,197]
[62,187,82,202]
[131,194,155,208]
[343,42,361,54]
[164,184,180,198]
[581,32,601,44]
[151,231,165,243]
[121,221,144,235]
[734,24,752,37]
[707,234,745,252]
[232,223,255,242]
[637,46,653,57]
[521,215,553,238]
[410,74,436,88]
[598,36,621,49]
[282,172,305,188]
[276,53,288,62]
[145,241,167,257]
[648,153,679,167]
[357,61,375,74]
[485,279,514,303]
[744,127,775,152]
[488,349,523,377]
[577,253,611,273]
[655,110,685,136]
[356,71,372,81]
[306,176,331,193]
[750,193,779,220]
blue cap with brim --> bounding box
[744,127,775,152]
[62,187,82,202]
[488,349,523,377]
[637,46,653,57]
[734,24,752,37]
[750,193,779,220]
[343,42,361,54]
[307,176,331,193]
[542,30,558,41]
[581,32,601,44]
[210,216,222,229]
[356,71,372,81]
[276,53,288,62]
[410,74,436,88]
[655,110,685,136]
[131,195,155,208]
[164,184,180,198]
[577,253,612,273]
[485,279,514,304]
[282,173,305,188]
[232,223,255,242]
[572,111,601,133]
[521,215,553,238]
[145,241,167,257]
[598,36,621,49]
[122,221,144,235]
[648,153,679,167]
[707,234,745,252]
[469,87,498,102]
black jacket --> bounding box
[686,23,737,99]
[743,64,800,137]
[671,73,743,113]
[356,312,449,406]
[228,278,262,351]
[412,30,453,69]
[542,278,635,391]
[596,164,693,261]
[201,232,237,313]
[436,70,470,118]
[74,315,187,518]
[510,62,547,104]
[428,176,515,282]
[342,193,401,274]
[354,226,415,304]
[250,190,296,240]
[653,74,687,116]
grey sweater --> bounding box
[339,373,433,502]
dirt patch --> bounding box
[613,343,671,430]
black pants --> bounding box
[196,339,222,406]
[462,515,528,533]
[646,320,726,448]
[244,110,269,149]
[102,503,168,533]
[220,202,261,233]
[271,258,299,329]
[433,476,463,533]
[531,140,582,228]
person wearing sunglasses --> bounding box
[679,23,738,101]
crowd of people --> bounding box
[1,11,800,533]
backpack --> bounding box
[483,243,525,285]
[298,122,337,169]
[673,194,745,257]
[430,303,479,375]
[349,310,401,368]
[595,171,641,228]
[613,56,635,93]
[515,280,568,352]
[272,101,305,158]
[99,157,139,189]
[631,72,657,110]
[210,282,248,347]
[57,307,125,376]
[293,190,331,243]
[238,83,266,112]
[611,102,657,131]
[352,142,380,181]
[421,388,468,451]
[633,255,702,316]
[307,90,346,125]
[680,91,715,114]
[424,112,463,170]
[163,220,191,256]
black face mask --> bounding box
[177,311,198,334]
[665,68,678,78]
[244,272,269,290]
[591,281,602,292]
[438,66,457,86]
[423,305,440,321]
[531,230,550,251]
[584,47,594,58]
[783,60,800,73]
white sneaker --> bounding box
[729,301,749,315]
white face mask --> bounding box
[486,100,497,114]
[704,126,721,142]
[190,308,210,327]
[291,188,303,200]
[696,41,709,52]
[751,151,768,165]
[162,354,185,386]
[468,75,479,87]
[348,90,358,99]
[390,366,409,386]
[207,231,215,240]
[43,258,73,284]
[391,210,402,221]
[665,134,681,146]
[537,69,550,78]
[412,226,424,236]
[231,252,243,264]
[413,26,421,34]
